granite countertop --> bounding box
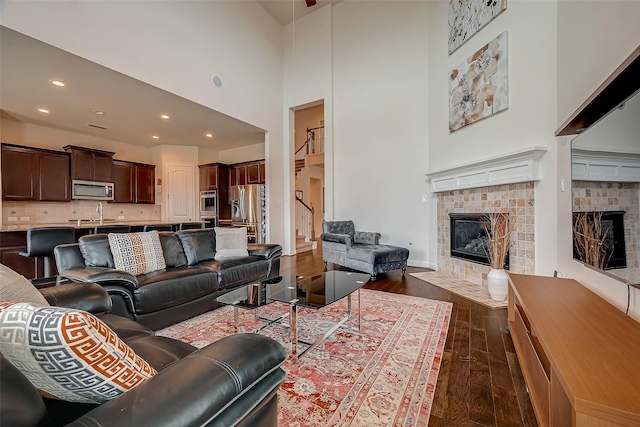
[0,220,204,232]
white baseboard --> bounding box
[408,260,437,270]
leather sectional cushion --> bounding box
[78,234,116,268]
[158,232,188,268]
[177,229,216,266]
[133,267,218,314]
[197,257,269,291]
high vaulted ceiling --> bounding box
[0,26,266,151]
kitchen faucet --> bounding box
[96,202,103,224]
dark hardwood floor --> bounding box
[280,247,538,427]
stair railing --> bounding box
[294,126,324,161]
[295,196,316,242]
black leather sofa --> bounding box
[1,282,287,427]
[54,229,282,330]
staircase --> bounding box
[294,124,324,254]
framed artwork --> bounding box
[449,0,507,55]
[449,31,508,132]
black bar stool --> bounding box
[93,225,131,234]
[143,224,173,232]
[178,222,204,230]
[19,227,76,278]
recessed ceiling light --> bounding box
[160,114,170,119]
[212,76,222,88]
[92,110,105,115]
[205,133,213,138]
[152,135,159,139]
[37,108,50,114]
[50,80,65,87]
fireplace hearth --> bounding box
[449,213,510,269]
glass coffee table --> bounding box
[216,270,370,360]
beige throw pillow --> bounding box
[214,227,249,260]
[0,263,49,306]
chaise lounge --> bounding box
[320,220,409,281]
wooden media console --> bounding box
[507,273,640,427]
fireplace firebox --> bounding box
[449,213,510,269]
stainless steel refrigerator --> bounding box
[230,184,266,243]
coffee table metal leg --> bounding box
[290,302,298,361]
[233,305,239,331]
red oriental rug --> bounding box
[156,289,452,426]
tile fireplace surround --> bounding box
[437,182,535,286]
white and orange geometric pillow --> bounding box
[108,231,166,276]
[0,301,157,404]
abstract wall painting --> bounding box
[449,31,508,132]
[449,0,507,55]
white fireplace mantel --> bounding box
[426,146,548,193]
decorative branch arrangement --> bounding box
[482,212,513,269]
[573,212,612,269]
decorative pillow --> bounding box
[108,231,166,276]
[214,227,249,260]
[0,263,49,306]
[0,301,157,404]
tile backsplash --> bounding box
[3,200,161,225]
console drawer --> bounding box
[513,307,550,427]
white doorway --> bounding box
[166,164,195,223]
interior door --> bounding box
[167,165,195,223]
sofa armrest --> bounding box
[354,231,381,245]
[68,333,287,427]
[247,244,282,259]
[60,267,139,291]
[39,282,112,314]
[320,232,353,249]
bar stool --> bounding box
[19,227,76,278]
[143,224,173,232]
[178,222,204,230]
[93,225,131,234]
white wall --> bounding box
[556,0,640,320]
[283,5,333,254]
[0,0,286,245]
[331,1,431,266]
[427,0,559,275]
[219,143,266,165]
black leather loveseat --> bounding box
[54,229,282,330]
[1,282,287,427]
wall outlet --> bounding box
[20,216,30,221]
[118,215,125,220]
[7,217,17,222]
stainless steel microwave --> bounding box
[71,180,114,201]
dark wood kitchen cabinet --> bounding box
[113,160,135,203]
[0,231,38,279]
[1,143,70,202]
[113,160,155,204]
[64,145,114,183]
[229,160,265,186]
[199,164,219,190]
[39,151,71,201]
[1,144,38,200]
[135,164,155,204]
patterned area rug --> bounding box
[410,271,508,309]
[156,289,452,426]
